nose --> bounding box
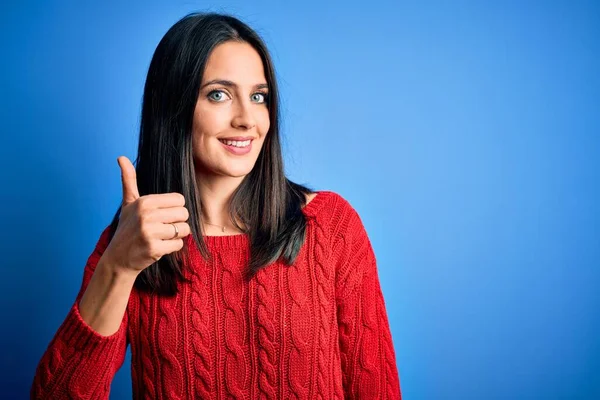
[231,98,256,130]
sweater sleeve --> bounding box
[30,225,129,400]
[332,198,402,399]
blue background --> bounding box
[1,1,599,399]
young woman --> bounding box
[31,12,402,399]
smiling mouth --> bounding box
[218,138,253,155]
[218,138,252,148]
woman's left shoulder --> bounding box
[302,190,342,217]
[310,190,359,214]
[304,192,319,205]
[303,190,364,234]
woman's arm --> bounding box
[332,199,402,399]
[30,226,133,400]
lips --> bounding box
[218,136,254,141]
[218,138,252,145]
[219,138,253,155]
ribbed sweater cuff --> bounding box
[56,300,127,355]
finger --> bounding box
[118,156,140,205]
[158,238,185,256]
[158,222,191,241]
[140,193,186,209]
[146,207,189,224]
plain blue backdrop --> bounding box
[1,0,598,399]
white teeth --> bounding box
[220,139,251,147]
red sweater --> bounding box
[31,190,402,399]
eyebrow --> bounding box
[201,79,269,90]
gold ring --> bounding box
[170,223,179,239]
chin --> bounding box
[224,170,251,178]
[221,163,256,178]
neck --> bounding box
[195,172,246,234]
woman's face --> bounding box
[192,40,270,179]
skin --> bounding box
[192,40,271,235]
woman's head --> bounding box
[138,12,280,187]
[113,12,313,295]
[193,40,271,180]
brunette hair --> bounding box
[106,12,314,296]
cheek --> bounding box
[258,109,271,135]
[193,106,229,136]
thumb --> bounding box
[117,156,140,205]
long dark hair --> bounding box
[106,12,314,296]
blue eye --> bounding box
[207,89,269,104]
[252,92,269,104]
[207,90,229,102]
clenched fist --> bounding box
[101,156,191,274]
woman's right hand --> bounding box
[101,156,191,275]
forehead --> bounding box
[202,41,266,84]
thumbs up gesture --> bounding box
[102,156,191,275]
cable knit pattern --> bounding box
[312,217,335,400]
[30,190,402,399]
[138,293,157,399]
[255,256,278,399]
[220,249,249,397]
[157,293,185,399]
[287,242,312,399]
[189,251,214,398]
